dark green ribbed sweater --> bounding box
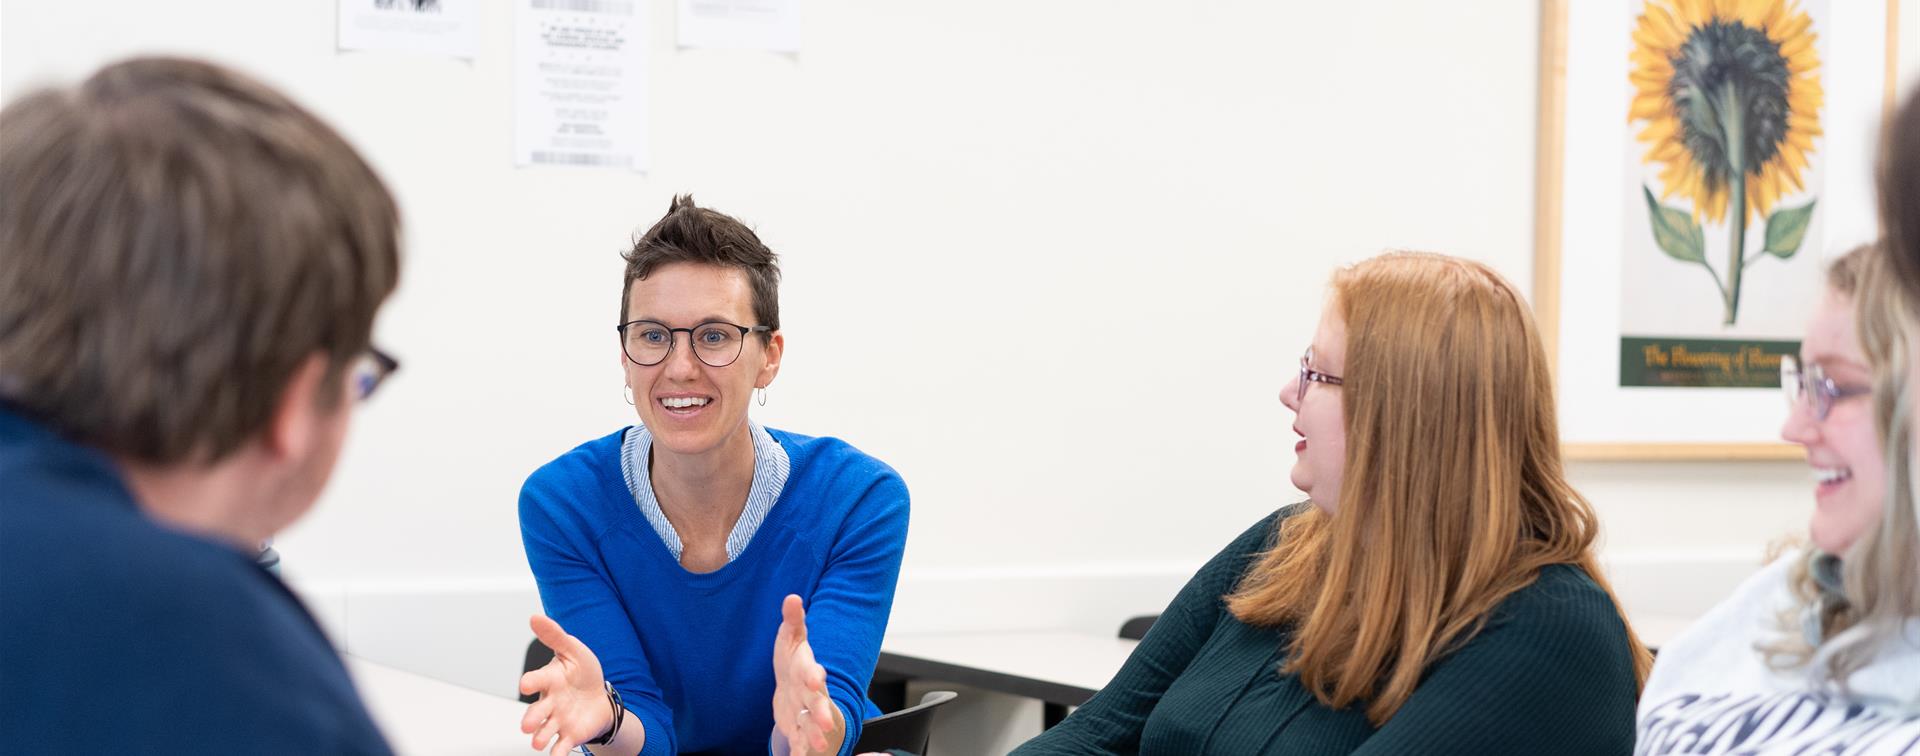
[1010,505,1641,755]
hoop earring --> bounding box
[623,385,635,406]
[755,386,768,406]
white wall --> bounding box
[3,0,1909,746]
[1906,0,1920,93]
[1,0,1533,612]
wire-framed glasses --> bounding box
[1780,355,1868,422]
[1297,346,1343,403]
[617,320,771,368]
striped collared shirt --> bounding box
[619,422,791,563]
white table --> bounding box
[348,655,534,756]
[877,631,1139,728]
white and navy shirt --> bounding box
[1636,549,1920,754]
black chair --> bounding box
[1118,614,1158,641]
[852,690,958,756]
[519,637,554,704]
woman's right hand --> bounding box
[518,614,613,756]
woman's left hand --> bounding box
[772,594,841,755]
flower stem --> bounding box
[1726,173,1747,325]
[1721,86,1747,326]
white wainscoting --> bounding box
[286,551,1764,700]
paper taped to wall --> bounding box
[514,0,648,171]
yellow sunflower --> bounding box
[1629,0,1822,225]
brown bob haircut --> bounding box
[0,57,401,465]
[620,195,780,338]
[1226,252,1652,724]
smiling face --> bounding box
[1279,304,1348,514]
[1780,286,1884,555]
[622,262,782,460]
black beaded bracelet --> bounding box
[585,681,624,747]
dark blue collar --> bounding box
[0,402,140,516]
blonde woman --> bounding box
[1010,252,1651,755]
[1633,268,1920,752]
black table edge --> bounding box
[875,651,1099,708]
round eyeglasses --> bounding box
[351,346,400,402]
[1296,346,1343,403]
[1780,354,1869,422]
[617,320,772,368]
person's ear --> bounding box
[757,331,784,389]
[263,354,335,462]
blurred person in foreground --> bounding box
[0,57,401,753]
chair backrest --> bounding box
[519,637,554,704]
[1118,614,1159,641]
[851,690,958,755]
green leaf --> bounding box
[1643,185,1706,264]
[1763,199,1817,259]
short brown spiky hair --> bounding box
[0,57,401,464]
[620,195,780,338]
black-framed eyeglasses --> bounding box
[1297,346,1343,403]
[617,320,772,368]
[1781,355,1868,422]
[352,346,400,402]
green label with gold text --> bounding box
[1619,337,1798,388]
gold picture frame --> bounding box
[1533,0,1902,461]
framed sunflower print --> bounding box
[1534,0,1902,460]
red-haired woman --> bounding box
[1011,251,1651,755]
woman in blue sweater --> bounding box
[516,196,909,756]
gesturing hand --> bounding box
[772,594,841,755]
[518,615,614,756]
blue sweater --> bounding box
[520,426,909,756]
[0,405,391,754]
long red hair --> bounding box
[1227,252,1652,724]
